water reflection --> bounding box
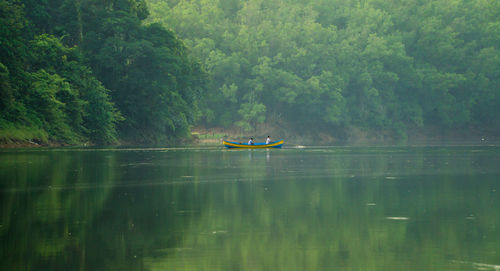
[0,147,499,270]
[0,151,116,270]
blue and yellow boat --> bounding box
[223,139,284,149]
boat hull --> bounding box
[223,140,284,149]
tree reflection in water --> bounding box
[0,147,499,270]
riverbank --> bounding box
[2,125,498,148]
[0,138,79,148]
[192,125,500,146]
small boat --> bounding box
[223,139,284,149]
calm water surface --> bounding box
[0,146,499,270]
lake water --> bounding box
[0,146,499,270]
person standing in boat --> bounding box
[248,138,254,145]
[266,136,271,144]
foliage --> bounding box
[2,0,500,144]
[1,0,206,145]
[147,0,500,138]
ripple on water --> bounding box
[452,260,500,271]
[385,217,409,220]
[385,176,399,180]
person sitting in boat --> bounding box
[248,138,254,145]
[266,136,271,144]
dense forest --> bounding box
[0,0,205,145]
[147,0,500,140]
[1,0,500,145]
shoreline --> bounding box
[1,125,498,149]
[2,139,499,149]
[191,125,500,146]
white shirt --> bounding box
[266,138,271,144]
[248,139,253,144]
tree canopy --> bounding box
[147,0,500,138]
[0,0,206,144]
[1,0,499,145]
